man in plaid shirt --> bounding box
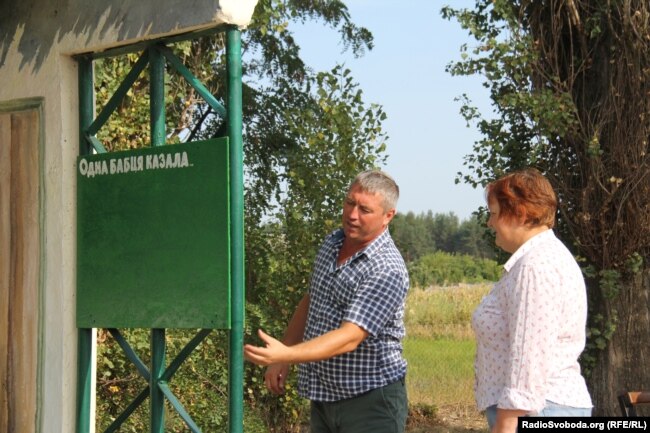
[245,170,410,433]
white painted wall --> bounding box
[0,1,256,432]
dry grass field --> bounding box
[404,284,492,433]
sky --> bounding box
[292,0,491,221]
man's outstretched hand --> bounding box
[244,329,292,395]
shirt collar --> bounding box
[503,228,555,272]
[332,227,391,262]
[361,227,391,259]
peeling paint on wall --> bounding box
[0,0,257,71]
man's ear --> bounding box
[384,208,396,225]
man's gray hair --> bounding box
[349,170,399,211]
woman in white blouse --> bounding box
[472,168,592,433]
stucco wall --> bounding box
[0,1,256,432]
[0,0,257,68]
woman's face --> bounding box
[487,199,521,253]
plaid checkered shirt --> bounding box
[297,228,409,402]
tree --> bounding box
[443,0,650,415]
[455,215,495,259]
[390,211,435,262]
[430,212,461,252]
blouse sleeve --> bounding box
[498,261,563,412]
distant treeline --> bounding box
[390,211,495,263]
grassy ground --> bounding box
[404,284,492,433]
[405,338,476,407]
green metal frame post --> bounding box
[150,44,166,147]
[76,55,94,433]
[226,27,244,433]
[151,329,166,433]
[149,45,167,432]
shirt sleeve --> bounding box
[343,267,408,337]
[498,261,563,412]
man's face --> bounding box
[341,184,395,247]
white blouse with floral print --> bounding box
[472,229,593,413]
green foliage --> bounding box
[625,252,644,275]
[408,252,501,289]
[598,269,621,300]
[95,53,157,151]
[582,312,618,377]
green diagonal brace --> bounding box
[102,387,150,433]
[158,382,203,433]
[86,135,108,154]
[87,50,150,136]
[162,329,212,382]
[156,45,227,119]
[107,329,150,381]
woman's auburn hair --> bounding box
[486,168,557,229]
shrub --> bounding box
[408,251,501,288]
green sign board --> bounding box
[76,138,230,328]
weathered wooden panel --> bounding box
[0,109,40,433]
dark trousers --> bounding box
[310,378,408,433]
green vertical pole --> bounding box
[150,42,167,432]
[76,55,93,433]
[150,44,166,146]
[226,27,244,433]
[151,329,166,433]
[76,329,93,433]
